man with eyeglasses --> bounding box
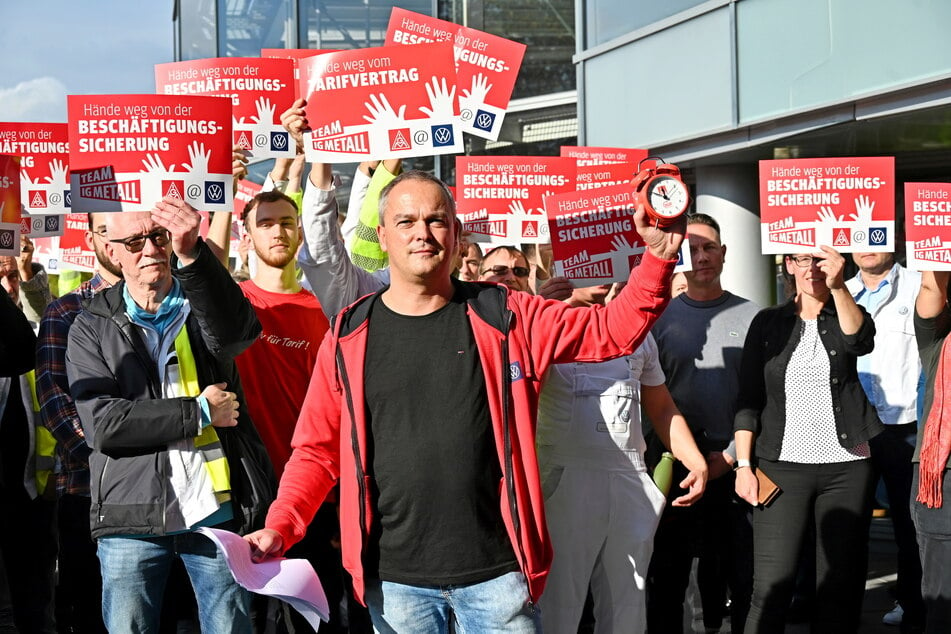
[478,245,532,293]
[64,198,276,633]
[36,213,121,634]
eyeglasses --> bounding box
[788,255,819,268]
[109,229,171,253]
[482,265,530,278]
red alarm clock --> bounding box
[631,157,690,226]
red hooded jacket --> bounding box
[264,252,675,604]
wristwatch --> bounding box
[733,459,752,470]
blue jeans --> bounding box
[364,571,540,633]
[97,531,251,634]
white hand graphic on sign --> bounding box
[183,142,210,173]
[251,97,276,125]
[816,206,842,223]
[419,77,456,119]
[849,195,874,223]
[362,94,407,127]
[20,169,41,188]
[578,234,640,281]
[459,73,493,111]
[141,153,176,174]
[45,159,68,187]
[507,200,528,215]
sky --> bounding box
[0,1,173,122]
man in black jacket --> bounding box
[65,197,275,634]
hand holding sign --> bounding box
[813,245,847,291]
[151,196,202,264]
[280,98,308,154]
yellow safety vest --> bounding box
[25,371,56,497]
[173,327,231,505]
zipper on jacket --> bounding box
[96,456,109,524]
[336,343,368,550]
[500,308,534,609]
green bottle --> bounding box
[653,452,676,497]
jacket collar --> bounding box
[333,278,511,338]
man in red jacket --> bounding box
[245,170,684,633]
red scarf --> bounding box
[919,334,951,508]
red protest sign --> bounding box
[261,49,339,61]
[58,213,96,271]
[544,184,690,285]
[576,162,636,191]
[0,123,70,214]
[560,146,648,166]
[261,49,339,95]
[456,156,575,244]
[234,178,263,219]
[758,157,894,253]
[0,155,20,255]
[31,237,58,272]
[68,94,233,212]
[0,155,20,224]
[385,8,525,141]
[155,58,296,159]
[545,185,644,285]
[905,183,951,270]
[299,42,462,162]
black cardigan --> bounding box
[734,297,884,461]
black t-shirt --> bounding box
[364,292,517,585]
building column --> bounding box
[694,164,775,306]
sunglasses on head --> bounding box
[482,264,530,278]
[109,229,171,253]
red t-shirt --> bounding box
[236,281,329,478]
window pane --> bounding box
[218,0,294,57]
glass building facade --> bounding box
[576,0,951,304]
[173,0,578,184]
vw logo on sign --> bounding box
[431,125,454,147]
[270,132,288,151]
[45,216,59,231]
[0,230,14,248]
[205,182,226,204]
[870,227,888,246]
[474,111,495,131]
